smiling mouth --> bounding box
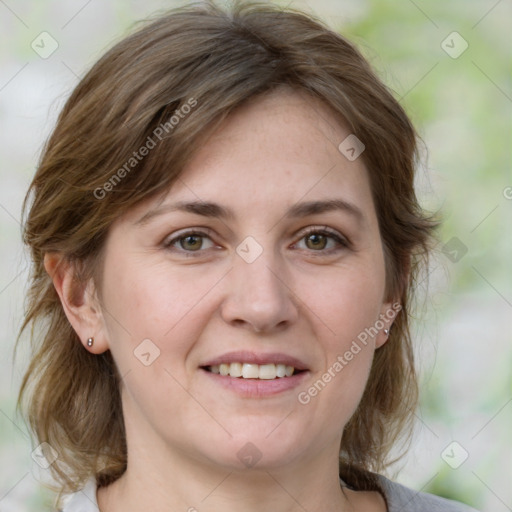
[203,363,305,380]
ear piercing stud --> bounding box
[87,337,94,347]
[384,329,389,336]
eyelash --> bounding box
[163,226,350,257]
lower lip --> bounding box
[201,368,309,397]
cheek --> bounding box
[98,256,216,430]
[294,261,384,416]
[296,261,385,346]
[100,254,223,364]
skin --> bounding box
[46,87,395,511]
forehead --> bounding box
[194,87,348,167]
[124,87,376,226]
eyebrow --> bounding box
[135,198,365,226]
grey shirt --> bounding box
[60,474,480,511]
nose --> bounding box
[220,248,299,334]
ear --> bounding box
[375,250,409,348]
[375,299,402,349]
[44,252,109,354]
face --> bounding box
[91,88,393,472]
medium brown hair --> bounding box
[16,0,437,505]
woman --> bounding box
[16,1,480,510]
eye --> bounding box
[294,227,349,253]
[163,229,216,254]
[163,226,350,257]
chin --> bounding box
[201,430,307,472]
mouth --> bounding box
[202,362,306,380]
[199,351,309,397]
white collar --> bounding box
[61,476,99,512]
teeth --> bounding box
[258,363,276,380]
[229,362,243,377]
[242,363,259,379]
[276,364,286,378]
[208,363,297,379]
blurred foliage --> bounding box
[340,0,510,291]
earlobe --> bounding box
[44,252,109,353]
[375,300,399,348]
[376,325,391,348]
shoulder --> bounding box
[59,477,99,512]
[376,474,481,512]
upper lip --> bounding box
[201,351,309,371]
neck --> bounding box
[97,439,349,512]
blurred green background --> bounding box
[0,1,510,510]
